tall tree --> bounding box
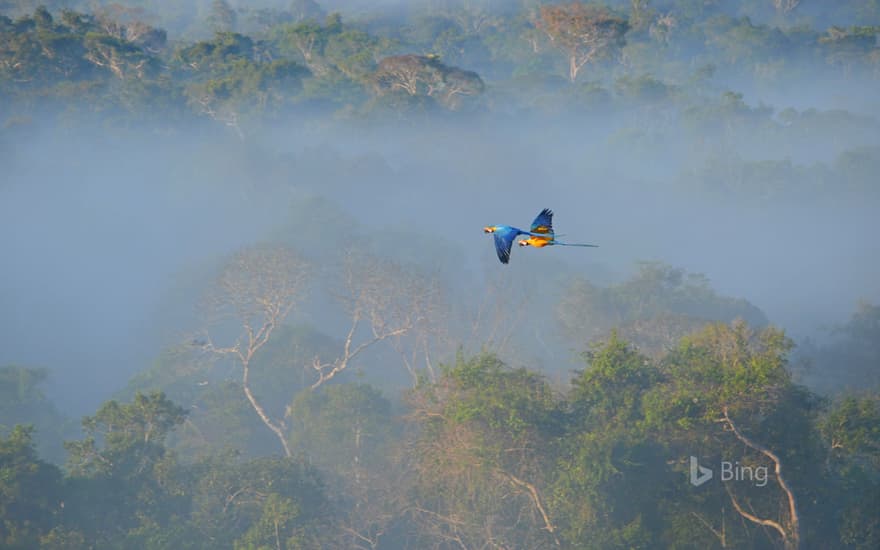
[538,2,629,82]
[0,426,63,548]
[405,353,563,548]
[308,251,435,389]
[200,245,309,457]
[650,322,803,549]
[372,54,484,110]
[62,392,187,546]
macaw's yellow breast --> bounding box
[526,236,552,247]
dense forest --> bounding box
[1,1,878,549]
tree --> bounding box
[538,2,629,82]
[92,3,166,52]
[556,262,767,357]
[199,245,309,457]
[323,28,392,82]
[648,322,803,549]
[176,31,309,137]
[288,384,399,549]
[207,0,237,33]
[819,395,880,549]
[309,251,436,389]
[83,32,158,80]
[64,391,186,479]
[269,14,346,77]
[802,301,880,392]
[186,452,331,548]
[0,366,70,462]
[289,383,393,484]
[0,425,63,548]
[233,493,306,549]
[820,25,880,77]
[772,0,801,15]
[551,335,663,547]
[404,353,563,548]
[372,54,484,110]
[62,392,187,546]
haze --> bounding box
[1,1,878,548]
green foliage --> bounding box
[233,493,304,550]
[438,353,560,438]
[65,391,186,478]
[403,353,563,548]
[664,321,792,417]
[288,383,393,477]
[553,337,665,547]
[572,333,659,424]
[187,452,330,549]
[0,333,877,548]
[3,2,880,135]
[0,425,63,549]
[0,3,879,548]
[614,73,675,103]
[821,394,880,467]
[819,394,880,548]
[371,54,485,112]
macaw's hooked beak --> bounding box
[518,239,530,247]
[483,226,495,234]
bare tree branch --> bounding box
[310,251,440,390]
[501,471,561,547]
[202,245,309,457]
[721,406,800,549]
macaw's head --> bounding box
[518,239,531,247]
[483,226,496,234]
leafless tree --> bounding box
[538,2,629,82]
[772,0,801,15]
[194,96,245,141]
[465,268,532,356]
[310,251,440,389]
[199,245,309,457]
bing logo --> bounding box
[689,456,713,487]
[688,456,768,487]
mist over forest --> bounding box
[1,1,878,548]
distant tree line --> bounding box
[1,2,879,129]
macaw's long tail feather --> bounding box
[555,241,598,247]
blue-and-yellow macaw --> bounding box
[483,215,553,264]
[518,208,598,249]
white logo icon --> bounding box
[689,456,713,487]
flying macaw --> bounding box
[483,214,552,264]
[518,208,598,249]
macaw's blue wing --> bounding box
[492,227,520,264]
[530,208,554,236]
